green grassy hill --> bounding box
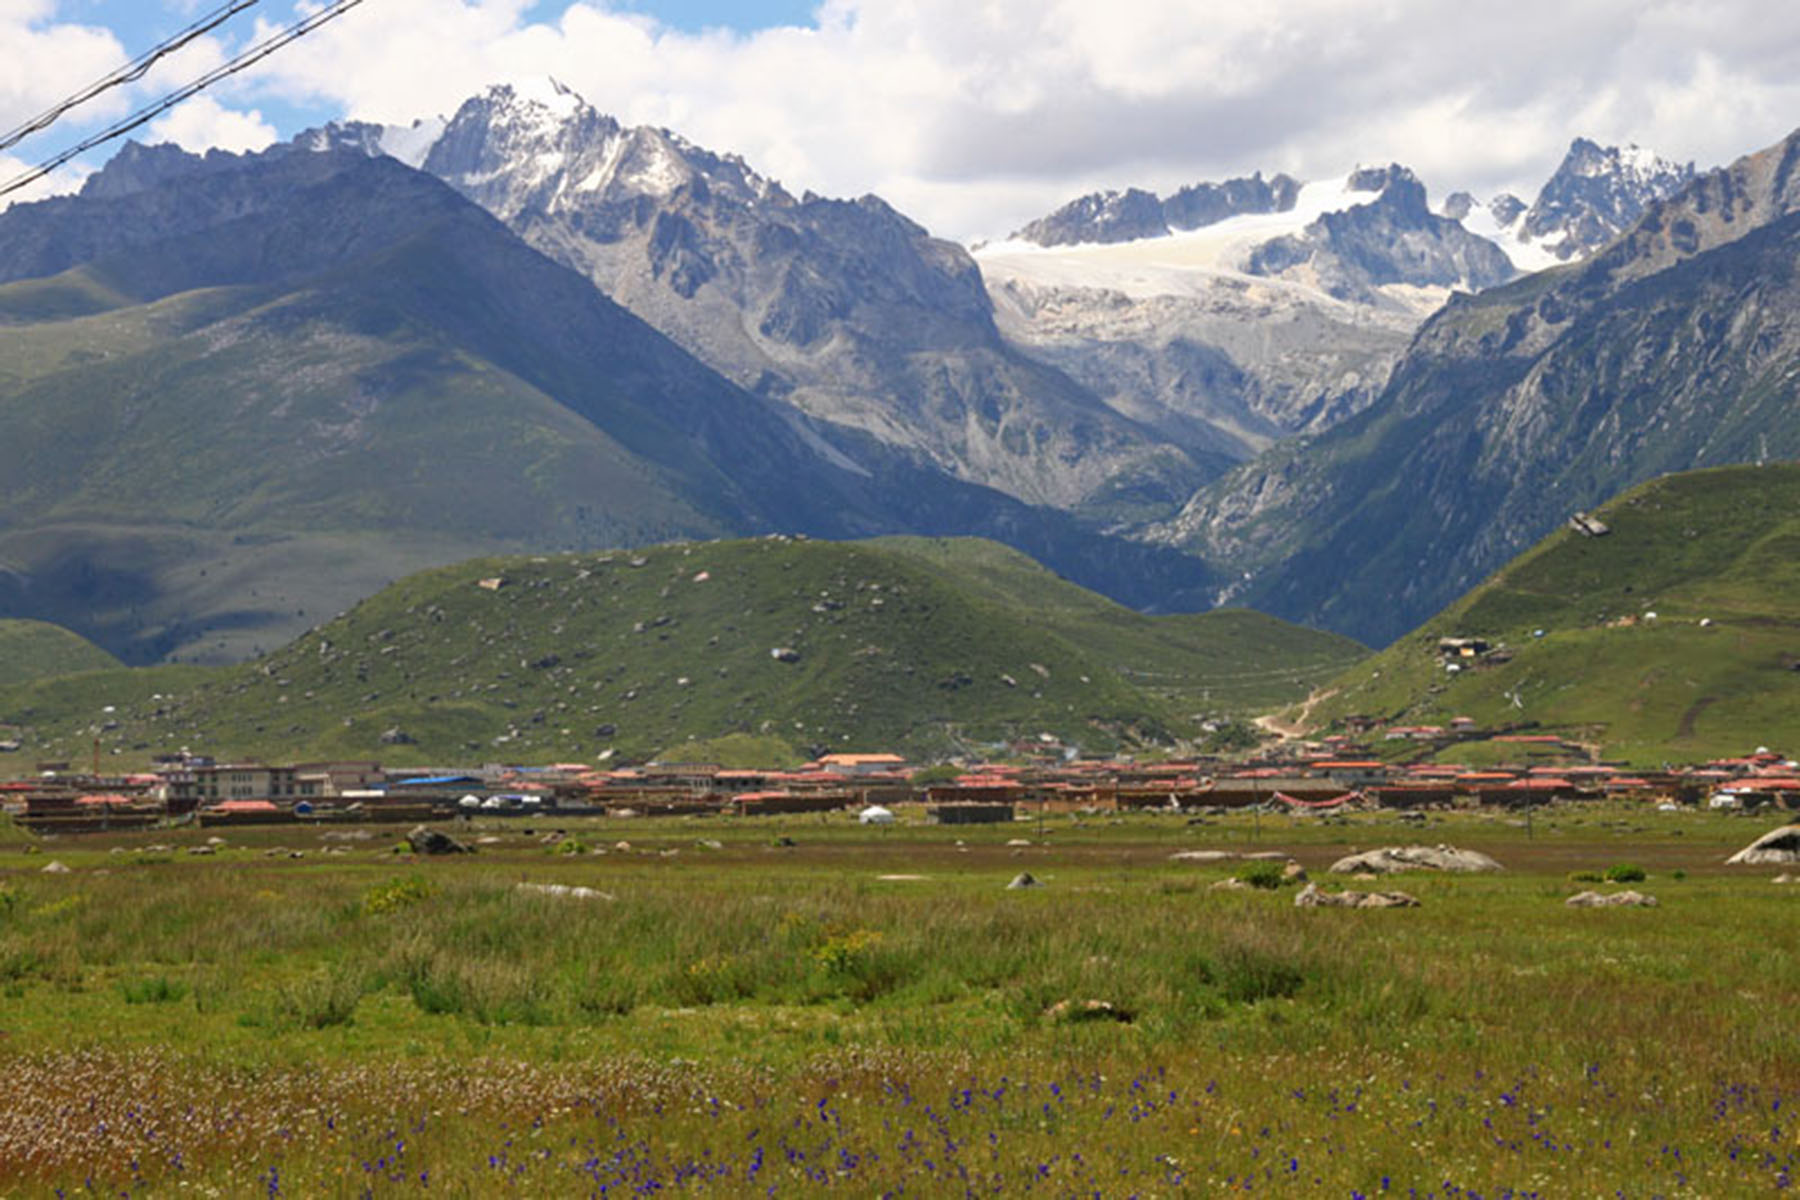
[0,537,1364,766]
[0,619,122,685]
[871,537,1365,711]
[1307,464,1800,762]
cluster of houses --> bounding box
[5,731,1797,834]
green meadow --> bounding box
[2,804,1797,1194]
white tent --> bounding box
[858,805,896,825]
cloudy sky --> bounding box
[6,0,1800,240]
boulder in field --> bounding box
[1295,882,1419,909]
[407,826,473,856]
[1567,890,1658,907]
[1329,845,1502,875]
[1044,998,1133,1023]
[1726,825,1800,865]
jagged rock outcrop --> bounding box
[1246,166,1515,303]
[1521,138,1696,260]
[1011,172,1301,247]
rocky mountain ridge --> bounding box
[1153,125,1800,646]
[1010,172,1301,247]
[315,82,1206,515]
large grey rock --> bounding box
[1329,845,1502,875]
[1727,825,1800,865]
[1295,882,1419,908]
[1566,890,1658,907]
[407,826,473,856]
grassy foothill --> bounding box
[1308,464,1800,762]
[1,803,1797,1193]
[0,536,1364,768]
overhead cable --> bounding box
[0,1,263,154]
[0,0,369,202]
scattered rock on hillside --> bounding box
[1006,872,1043,889]
[1045,998,1133,1023]
[517,882,613,901]
[1282,861,1308,884]
[41,860,70,874]
[407,826,473,855]
[1210,878,1252,892]
[1171,850,1235,862]
[770,647,801,663]
[380,727,416,746]
[1566,890,1658,907]
[1295,882,1419,908]
[1329,845,1502,874]
[1726,825,1800,865]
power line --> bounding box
[0,0,369,202]
[0,1,263,154]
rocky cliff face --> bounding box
[1011,173,1300,247]
[1245,166,1516,303]
[977,165,1494,463]
[315,82,1200,514]
[1521,138,1696,259]
[1454,139,1696,270]
[1155,128,1800,646]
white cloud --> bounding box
[0,4,132,130]
[147,94,278,153]
[165,0,1800,239]
[0,151,91,210]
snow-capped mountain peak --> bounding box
[1517,137,1695,260]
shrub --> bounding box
[575,972,639,1020]
[407,956,552,1025]
[1237,861,1288,890]
[1213,945,1308,1004]
[553,837,589,856]
[812,928,884,974]
[664,953,773,1008]
[120,975,190,1005]
[273,964,365,1029]
[1604,864,1647,883]
[362,875,433,915]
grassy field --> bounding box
[2,804,1797,1194]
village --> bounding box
[7,712,1797,834]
